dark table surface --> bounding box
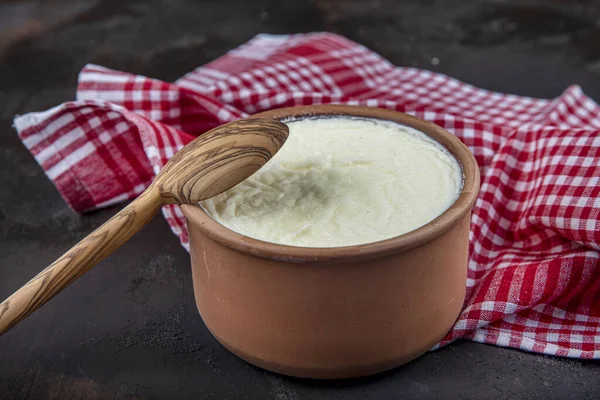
[1,1,599,399]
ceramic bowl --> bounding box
[180,105,480,379]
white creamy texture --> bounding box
[200,117,463,247]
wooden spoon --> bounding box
[0,118,288,335]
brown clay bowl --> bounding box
[180,105,480,379]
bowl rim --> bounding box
[181,105,480,264]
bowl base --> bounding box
[208,328,436,379]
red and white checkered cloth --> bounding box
[14,33,600,358]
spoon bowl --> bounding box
[155,119,289,204]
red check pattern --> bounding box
[14,33,600,358]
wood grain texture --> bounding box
[155,119,289,204]
[0,118,288,335]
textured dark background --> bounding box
[1,1,599,399]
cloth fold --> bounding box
[14,33,600,358]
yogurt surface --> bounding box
[200,117,463,247]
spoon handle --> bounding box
[0,187,163,336]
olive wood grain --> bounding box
[0,118,288,335]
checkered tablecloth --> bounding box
[14,33,600,358]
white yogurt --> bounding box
[200,117,463,247]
